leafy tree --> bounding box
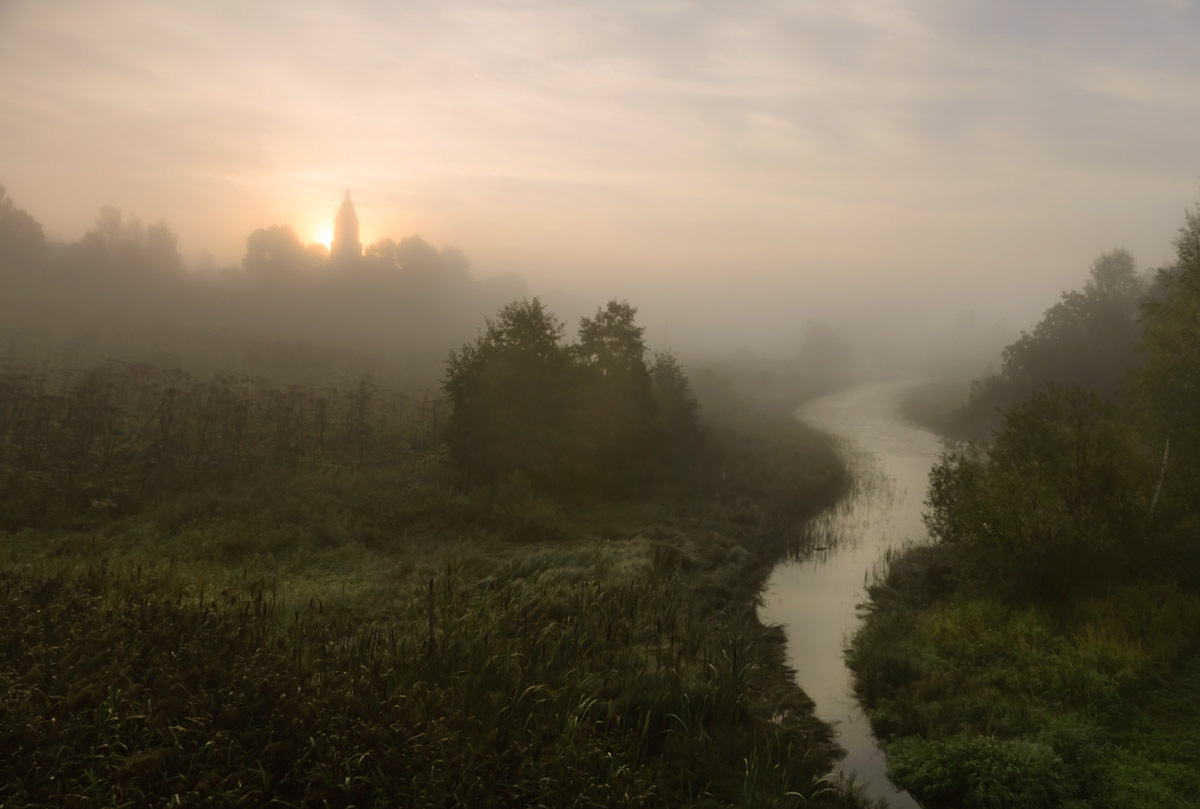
[243,224,313,275]
[576,300,648,374]
[1131,203,1200,520]
[364,237,400,270]
[573,301,656,490]
[444,298,704,497]
[955,249,1146,439]
[648,350,702,469]
[443,298,575,488]
[59,208,184,282]
[0,186,45,272]
[926,385,1149,595]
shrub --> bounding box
[887,735,1071,809]
[924,385,1150,597]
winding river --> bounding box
[759,380,944,808]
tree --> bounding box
[444,297,704,496]
[364,238,399,270]
[956,249,1146,438]
[926,385,1149,595]
[60,208,184,280]
[243,224,312,275]
[0,186,45,272]
[443,298,575,487]
[573,301,656,490]
[577,301,647,373]
[648,350,702,467]
[1130,203,1200,519]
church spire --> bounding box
[331,189,362,262]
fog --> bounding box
[2,0,1198,386]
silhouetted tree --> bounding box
[956,249,1147,438]
[444,297,704,496]
[574,301,656,490]
[0,186,45,272]
[243,224,312,275]
[444,298,575,487]
[1131,205,1200,520]
[364,237,400,270]
[648,350,702,467]
[58,208,184,286]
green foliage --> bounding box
[887,736,1071,809]
[851,550,1200,808]
[573,300,657,491]
[860,202,1200,809]
[443,298,702,495]
[924,385,1150,595]
[1130,204,1200,522]
[444,298,576,489]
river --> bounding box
[759,380,945,808]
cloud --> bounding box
[0,0,1197,334]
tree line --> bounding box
[0,186,524,386]
[925,203,1200,598]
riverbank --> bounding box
[847,372,1200,807]
[0,384,866,807]
[850,542,1200,808]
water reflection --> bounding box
[759,380,945,808]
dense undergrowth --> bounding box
[0,359,863,808]
[850,546,1200,809]
[851,206,1200,808]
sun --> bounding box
[315,223,333,250]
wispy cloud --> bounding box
[1,0,1197,330]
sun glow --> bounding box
[315,223,333,249]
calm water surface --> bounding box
[759,380,944,808]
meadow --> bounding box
[0,359,865,808]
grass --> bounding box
[0,360,864,808]
[849,543,1200,809]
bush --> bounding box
[924,385,1150,597]
[887,735,1071,809]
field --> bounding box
[0,359,864,808]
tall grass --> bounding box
[0,358,861,807]
[1,545,850,807]
[0,359,441,528]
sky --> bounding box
[2,0,1199,348]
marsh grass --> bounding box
[0,540,844,807]
[0,360,859,807]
